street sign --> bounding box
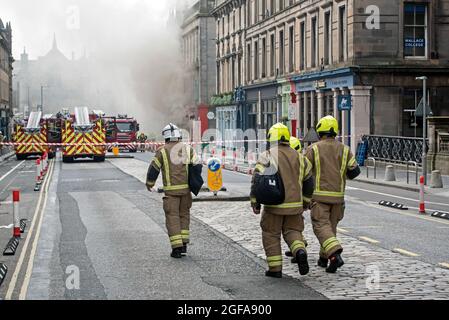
[207,158,223,193]
[414,97,433,117]
[338,95,352,111]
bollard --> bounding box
[385,165,396,182]
[419,176,426,214]
[13,190,20,238]
[40,157,44,179]
[430,170,443,189]
[222,148,226,169]
[233,149,238,171]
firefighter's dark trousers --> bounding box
[261,211,306,272]
[163,193,192,249]
[311,201,344,259]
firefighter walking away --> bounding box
[146,123,202,259]
[251,123,314,278]
[305,116,361,273]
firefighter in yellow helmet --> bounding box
[146,124,201,259]
[289,136,302,153]
[250,123,314,278]
[305,116,361,273]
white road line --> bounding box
[348,186,449,208]
[19,160,55,300]
[359,236,380,244]
[438,263,449,270]
[364,201,449,226]
[5,160,54,300]
[393,248,420,257]
[0,161,25,183]
[337,227,349,234]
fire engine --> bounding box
[104,114,140,153]
[13,111,63,160]
[61,107,106,163]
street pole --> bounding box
[416,76,428,185]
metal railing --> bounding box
[366,157,377,179]
[362,135,428,164]
[406,161,419,185]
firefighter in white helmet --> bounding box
[146,123,201,258]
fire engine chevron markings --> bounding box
[3,237,20,256]
[20,219,27,233]
[0,263,7,287]
[379,200,408,210]
[431,211,449,220]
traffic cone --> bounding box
[36,158,42,185]
[13,190,20,238]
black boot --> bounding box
[326,253,344,273]
[170,247,183,259]
[296,250,309,276]
[317,257,329,268]
[181,244,187,255]
[265,270,282,278]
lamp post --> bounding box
[416,76,428,185]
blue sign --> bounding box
[207,159,221,172]
[405,38,425,48]
[338,95,352,111]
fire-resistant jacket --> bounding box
[250,142,314,216]
[305,138,360,204]
[146,141,200,196]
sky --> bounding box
[1,0,196,133]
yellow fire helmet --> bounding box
[316,115,339,136]
[267,123,290,143]
[290,136,302,152]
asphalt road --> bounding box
[0,152,325,300]
[133,151,449,267]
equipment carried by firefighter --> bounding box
[252,154,285,205]
[61,107,106,163]
[14,111,62,160]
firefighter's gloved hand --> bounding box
[146,182,155,192]
[251,203,261,215]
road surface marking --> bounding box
[348,186,449,208]
[0,224,13,229]
[364,201,449,226]
[19,159,55,300]
[0,161,25,183]
[359,236,380,244]
[5,160,54,300]
[438,263,449,270]
[337,227,349,234]
[393,248,420,257]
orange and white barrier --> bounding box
[419,175,426,214]
[36,158,42,184]
[13,190,20,238]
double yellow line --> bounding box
[5,159,55,300]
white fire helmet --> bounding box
[162,123,182,141]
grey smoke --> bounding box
[5,0,189,134]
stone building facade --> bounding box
[181,0,217,134]
[0,18,13,139]
[212,0,449,153]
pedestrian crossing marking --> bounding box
[393,248,420,257]
[359,236,380,244]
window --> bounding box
[300,21,305,69]
[324,11,331,65]
[271,0,276,15]
[311,17,317,67]
[238,56,242,86]
[233,10,236,33]
[289,25,295,72]
[247,44,252,81]
[255,0,259,23]
[279,0,284,11]
[262,38,267,77]
[262,0,266,19]
[254,41,259,79]
[248,0,252,26]
[339,6,347,62]
[217,63,221,93]
[270,34,275,76]
[404,3,427,58]
[279,30,284,75]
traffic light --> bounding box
[290,92,297,104]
